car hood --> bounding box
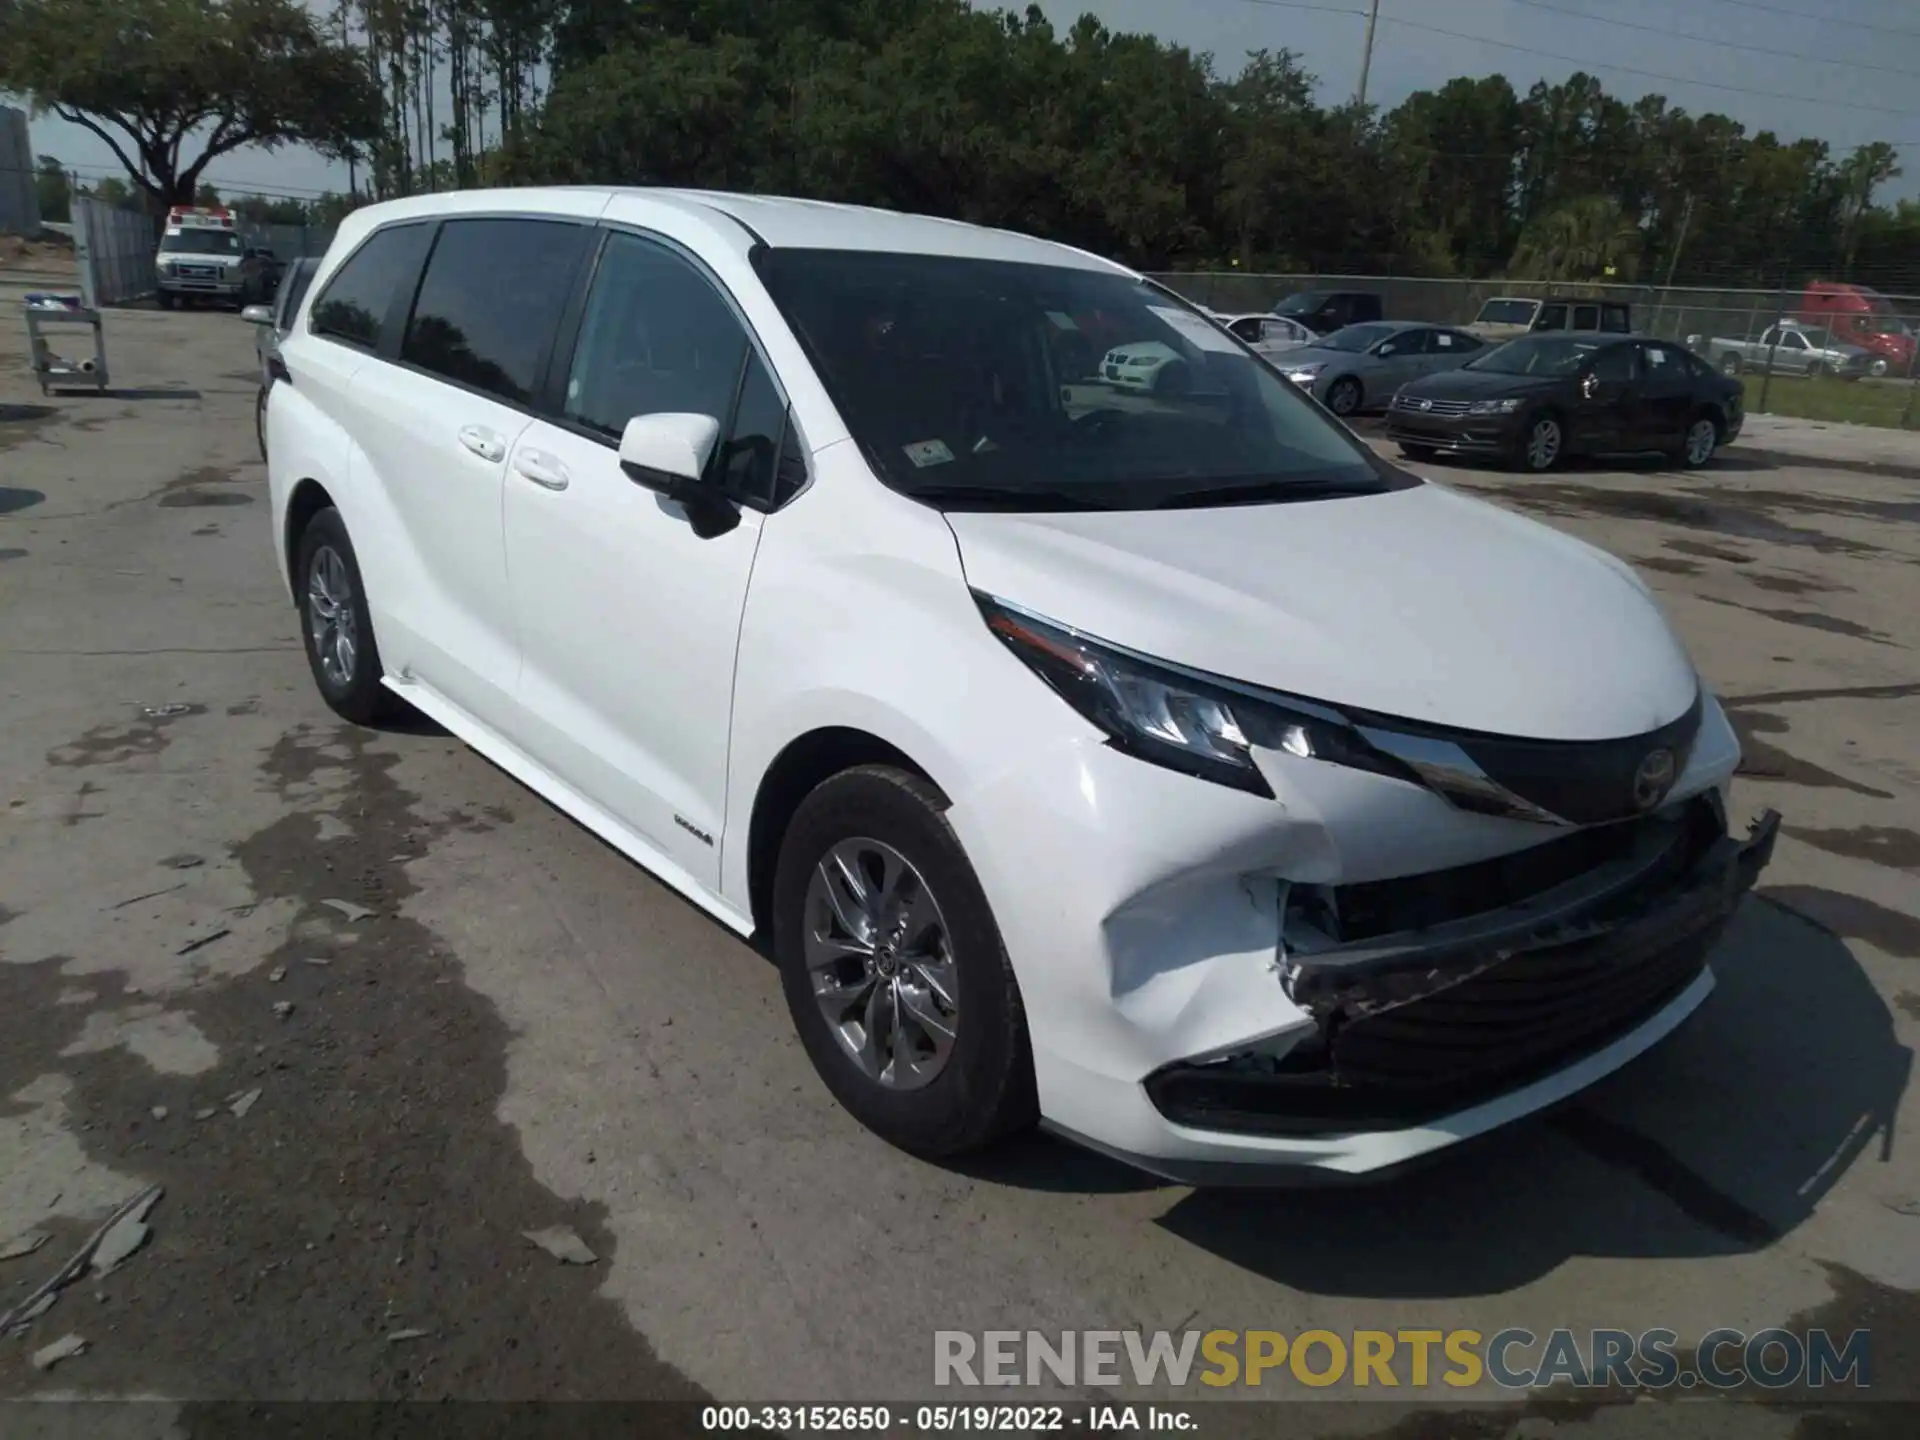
[945,482,1697,742]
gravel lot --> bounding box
[2,307,1918,1435]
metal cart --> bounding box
[22,293,109,395]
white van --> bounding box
[266,188,1778,1183]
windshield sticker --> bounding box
[1148,305,1242,355]
[904,439,955,468]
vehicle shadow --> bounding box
[0,486,47,515]
[100,387,204,402]
[1149,894,1908,1295]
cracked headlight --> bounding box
[1468,398,1523,415]
[976,594,1411,797]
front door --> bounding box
[504,228,768,889]
[1572,342,1640,452]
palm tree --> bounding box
[1507,195,1643,282]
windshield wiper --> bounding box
[907,483,1120,512]
[1152,478,1388,509]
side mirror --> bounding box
[1375,343,1397,357]
[618,412,736,536]
[241,304,273,325]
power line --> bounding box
[1375,12,1920,119]
[1695,0,1920,40]
[1493,0,1920,80]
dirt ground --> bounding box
[2,307,1918,1438]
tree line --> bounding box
[5,0,1917,293]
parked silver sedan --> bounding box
[1277,322,1490,417]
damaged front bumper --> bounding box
[1143,800,1780,1144]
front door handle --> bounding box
[513,448,570,491]
[458,425,506,462]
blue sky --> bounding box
[21,0,1920,202]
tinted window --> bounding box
[1572,305,1600,330]
[720,353,808,508]
[401,219,590,404]
[1537,304,1569,330]
[1589,345,1637,382]
[1600,304,1631,332]
[756,248,1390,511]
[311,223,433,350]
[1318,322,1399,353]
[564,232,751,439]
[1466,335,1604,375]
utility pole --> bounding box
[1357,0,1382,107]
[1662,194,1695,291]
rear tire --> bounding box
[772,765,1037,1159]
[1718,352,1741,377]
[293,507,395,726]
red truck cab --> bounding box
[1794,282,1916,377]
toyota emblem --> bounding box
[1632,748,1676,811]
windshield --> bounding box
[1273,291,1326,314]
[1864,316,1914,337]
[1465,335,1601,376]
[160,230,243,255]
[1475,300,1538,325]
[1317,323,1399,353]
[756,250,1396,511]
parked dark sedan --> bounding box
[1386,332,1744,473]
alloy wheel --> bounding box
[1328,378,1361,416]
[802,837,958,1091]
[1685,418,1717,467]
[1525,417,1562,471]
[306,545,360,690]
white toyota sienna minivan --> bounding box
[263,187,1780,1183]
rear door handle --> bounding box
[512,448,570,491]
[458,425,506,462]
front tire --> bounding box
[772,765,1037,1159]
[1516,413,1565,473]
[1398,443,1437,462]
[255,386,268,462]
[1676,412,1720,469]
[293,507,393,726]
[158,292,176,311]
[1326,376,1363,416]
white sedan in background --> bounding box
[1208,310,1317,357]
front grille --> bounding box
[1307,807,1675,944]
[1145,799,1733,1136]
[1394,395,1472,416]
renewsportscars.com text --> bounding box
[934,1327,1870,1391]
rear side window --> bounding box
[562,231,751,439]
[401,218,591,405]
[1600,304,1631,332]
[310,223,433,351]
[1537,304,1569,330]
[1572,305,1600,330]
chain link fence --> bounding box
[1149,271,1920,429]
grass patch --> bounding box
[1744,373,1918,429]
